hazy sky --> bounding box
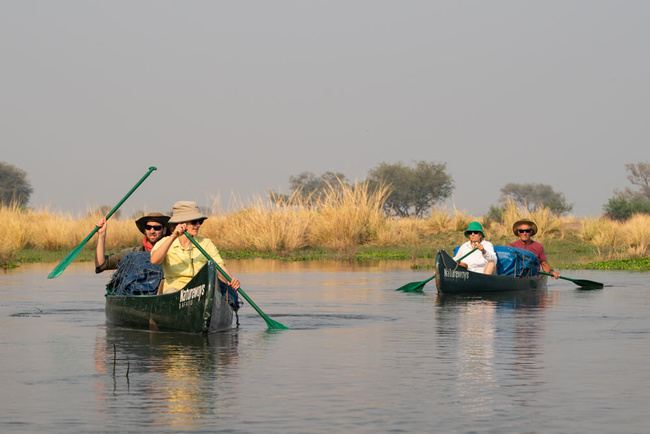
[2,1,648,219]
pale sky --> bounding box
[2,1,648,219]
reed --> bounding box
[619,214,650,258]
[499,200,526,236]
[529,207,565,239]
[374,218,423,247]
[307,180,390,260]
[424,208,454,233]
[202,193,314,253]
[451,207,476,232]
[578,214,650,260]
[0,203,29,268]
[35,207,79,251]
[4,195,650,265]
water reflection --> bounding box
[435,289,558,310]
[434,290,558,417]
[94,327,240,427]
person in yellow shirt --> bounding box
[150,201,241,294]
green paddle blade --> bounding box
[395,274,435,292]
[47,228,99,279]
[395,248,476,292]
[567,279,603,289]
[237,287,290,330]
[185,232,290,330]
[539,271,603,289]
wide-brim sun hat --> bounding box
[512,219,538,236]
[135,212,170,234]
[464,221,485,238]
[168,201,208,224]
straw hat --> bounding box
[135,212,170,234]
[512,219,538,236]
[168,201,208,224]
[464,221,485,238]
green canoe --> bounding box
[105,261,234,333]
[435,249,547,294]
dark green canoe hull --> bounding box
[105,261,234,333]
[435,249,547,294]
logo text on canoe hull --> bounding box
[179,284,205,308]
[443,268,469,280]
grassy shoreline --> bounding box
[3,192,650,272]
[13,236,650,272]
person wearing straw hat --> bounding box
[453,221,497,274]
[95,212,170,273]
[510,219,559,279]
[150,201,240,294]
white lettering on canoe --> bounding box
[179,284,205,308]
[443,268,469,280]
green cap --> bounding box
[464,221,484,238]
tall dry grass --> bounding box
[483,202,566,241]
[580,214,650,259]
[0,203,29,267]
[307,180,390,259]
[0,204,143,269]
[374,218,423,247]
[202,192,314,253]
[3,197,649,266]
[621,214,650,257]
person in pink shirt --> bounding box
[509,219,559,279]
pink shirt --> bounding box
[509,240,547,263]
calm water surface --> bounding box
[1,261,649,433]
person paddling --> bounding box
[150,201,240,294]
[453,221,497,274]
[95,212,169,273]
[509,219,560,279]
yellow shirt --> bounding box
[152,235,226,294]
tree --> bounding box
[603,195,650,221]
[499,183,573,215]
[0,161,33,207]
[366,161,454,218]
[622,162,650,199]
[269,171,350,205]
[603,162,650,220]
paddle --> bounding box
[538,271,603,289]
[184,232,290,330]
[47,167,158,279]
[396,248,478,292]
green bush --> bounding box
[603,196,650,221]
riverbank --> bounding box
[3,198,650,272]
[13,235,650,272]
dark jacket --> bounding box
[95,246,144,273]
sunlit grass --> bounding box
[2,198,649,269]
[307,180,389,260]
[202,192,314,254]
[0,203,28,268]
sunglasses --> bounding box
[467,231,482,235]
[518,229,532,234]
[188,219,205,226]
[145,224,163,231]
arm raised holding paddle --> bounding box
[48,167,158,279]
[150,201,239,294]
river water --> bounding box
[1,260,649,433]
